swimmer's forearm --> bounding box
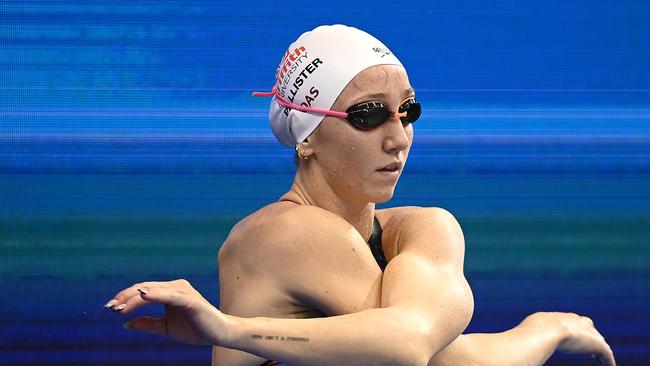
[223,307,431,366]
[427,314,565,366]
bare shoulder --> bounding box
[377,205,459,226]
[376,206,465,261]
[218,201,382,312]
[219,202,364,270]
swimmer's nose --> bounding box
[383,114,410,153]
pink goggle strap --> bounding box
[252,87,348,119]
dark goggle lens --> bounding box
[399,99,421,123]
[346,99,421,130]
[347,102,391,130]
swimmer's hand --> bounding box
[522,312,616,366]
[104,279,231,347]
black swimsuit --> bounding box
[368,216,388,272]
[259,217,386,366]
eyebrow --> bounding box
[355,88,415,104]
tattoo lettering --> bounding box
[250,334,310,342]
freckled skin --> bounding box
[301,65,414,206]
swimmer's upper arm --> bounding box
[211,282,270,366]
[381,207,474,358]
[213,235,277,366]
[268,207,384,315]
[212,207,383,365]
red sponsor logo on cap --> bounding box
[276,46,307,85]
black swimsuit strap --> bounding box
[368,216,388,272]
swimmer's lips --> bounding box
[377,161,403,173]
[376,162,403,180]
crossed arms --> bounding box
[215,207,471,365]
[214,206,614,366]
[105,206,614,365]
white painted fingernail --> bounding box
[113,304,126,311]
[103,299,118,309]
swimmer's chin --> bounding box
[370,188,397,204]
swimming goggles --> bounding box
[252,87,421,130]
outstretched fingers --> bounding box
[134,285,194,309]
[105,282,149,313]
[104,279,196,314]
[553,312,616,366]
[594,334,616,366]
[598,348,616,366]
[103,281,167,313]
[585,325,615,366]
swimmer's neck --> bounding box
[280,171,375,242]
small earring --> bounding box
[296,145,309,160]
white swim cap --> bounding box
[265,25,404,147]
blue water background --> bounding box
[1,1,650,365]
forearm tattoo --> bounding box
[252,334,310,342]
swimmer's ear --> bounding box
[296,137,316,160]
[295,141,311,160]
